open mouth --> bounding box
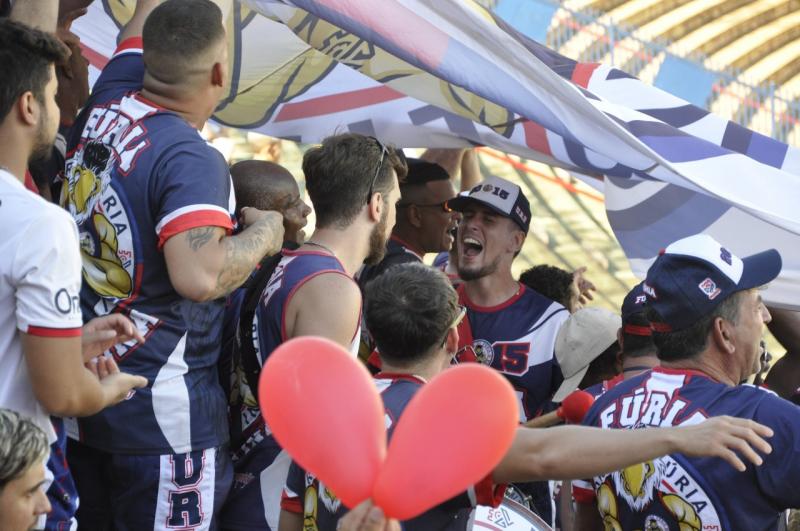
[462,236,484,257]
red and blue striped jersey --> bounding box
[63,39,235,454]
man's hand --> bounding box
[82,314,145,362]
[57,5,87,33]
[337,500,400,531]
[572,266,596,305]
[673,416,773,472]
[85,355,148,406]
[240,207,284,233]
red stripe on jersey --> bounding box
[114,37,143,57]
[458,282,526,312]
[157,210,233,249]
[27,326,82,338]
[280,491,303,514]
[572,485,596,504]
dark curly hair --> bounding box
[0,19,69,122]
[519,264,574,309]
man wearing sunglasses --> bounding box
[357,158,459,289]
[221,133,407,531]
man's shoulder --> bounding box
[0,183,74,236]
[750,386,800,423]
[268,251,355,306]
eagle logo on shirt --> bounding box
[62,141,134,300]
[594,455,720,531]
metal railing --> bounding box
[485,0,800,144]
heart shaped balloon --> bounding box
[372,364,519,520]
[258,336,386,509]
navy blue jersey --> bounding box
[61,39,235,454]
[577,367,800,530]
[456,283,568,420]
[282,374,504,530]
[229,249,358,462]
[223,250,360,529]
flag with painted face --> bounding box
[73,0,800,308]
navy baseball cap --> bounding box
[620,282,650,336]
[644,234,781,332]
[448,175,531,233]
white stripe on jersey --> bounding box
[153,448,216,531]
[155,204,232,235]
[153,333,192,453]
[259,449,291,530]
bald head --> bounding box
[231,160,295,211]
[230,160,311,242]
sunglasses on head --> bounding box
[366,137,388,205]
[366,137,408,205]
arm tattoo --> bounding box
[185,227,216,251]
[215,216,282,297]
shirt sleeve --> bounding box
[91,37,145,99]
[13,208,83,336]
[753,394,800,508]
[152,140,235,249]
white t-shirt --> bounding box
[0,169,83,442]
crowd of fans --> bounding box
[1,1,800,531]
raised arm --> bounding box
[118,0,162,43]
[164,207,284,302]
[493,415,773,483]
[459,148,482,191]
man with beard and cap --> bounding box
[221,133,406,531]
[357,158,459,287]
[577,234,800,531]
[448,175,568,524]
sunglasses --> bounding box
[441,305,467,347]
[452,304,467,327]
[366,137,389,205]
[397,200,453,213]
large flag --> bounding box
[74,0,800,308]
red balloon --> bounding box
[258,336,386,509]
[372,364,518,520]
[559,390,595,424]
